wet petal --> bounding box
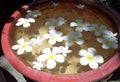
[80,57,89,65]
[76,39,84,45]
[23,23,30,28]
[37,54,48,62]
[42,48,51,54]
[28,18,35,22]
[70,22,78,27]
[47,59,56,69]
[89,61,98,69]
[94,55,104,63]
[88,48,96,55]
[79,50,88,56]
[49,39,56,45]
[25,46,32,52]
[12,45,21,50]
[52,47,59,55]
[55,55,65,63]
[17,48,24,55]
[43,34,51,39]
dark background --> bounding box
[0,0,120,82]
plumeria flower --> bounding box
[70,19,90,32]
[102,30,118,39]
[90,24,107,36]
[52,2,59,6]
[76,4,85,9]
[16,18,35,28]
[26,10,42,18]
[97,36,118,49]
[64,31,84,46]
[59,46,72,57]
[12,38,32,55]
[45,17,66,29]
[30,36,43,45]
[37,47,65,69]
[79,48,104,69]
[43,30,63,45]
[32,61,43,70]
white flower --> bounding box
[32,61,43,70]
[37,47,65,69]
[26,10,42,18]
[97,36,118,49]
[70,19,90,32]
[30,36,43,45]
[16,18,35,28]
[76,4,85,9]
[91,24,107,36]
[52,2,59,6]
[79,48,104,69]
[43,30,63,45]
[45,17,66,29]
[12,38,32,55]
[59,46,72,57]
[103,30,118,39]
[64,31,84,46]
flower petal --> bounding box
[43,34,51,39]
[52,47,59,55]
[89,61,98,69]
[12,45,21,50]
[94,55,104,63]
[25,46,32,52]
[23,23,30,28]
[37,54,48,62]
[88,48,96,55]
[49,39,56,45]
[76,39,84,45]
[70,22,78,27]
[80,57,89,65]
[79,50,88,56]
[55,55,65,63]
[17,48,24,55]
[47,59,56,69]
[28,18,35,23]
[42,48,51,54]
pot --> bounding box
[1,0,120,82]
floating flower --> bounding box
[32,61,43,70]
[64,31,84,46]
[97,36,118,49]
[91,24,107,36]
[102,30,118,39]
[43,30,63,45]
[70,19,90,32]
[45,17,66,29]
[37,47,65,69]
[30,36,43,45]
[52,2,59,6]
[59,46,72,57]
[12,38,32,55]
[16,18,35,28]
[26,10,42,18]
[76,4,85,9]
[79,48,104,69]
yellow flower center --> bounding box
[49,54,55,59]
[22,44,27,49]
[51,35,56,40]
[24,20,29,24]
[87,54,94,61]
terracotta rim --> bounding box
[1,1,120,82]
